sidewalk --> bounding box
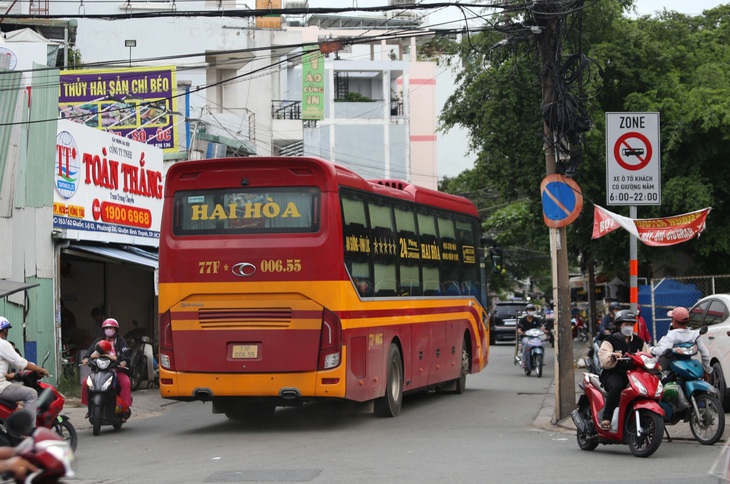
[63,385,177,431]
[534,339,712,442]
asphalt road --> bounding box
[62,342,727,483]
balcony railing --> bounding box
[272,100,302,120]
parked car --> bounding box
[688,294,730,411]
[490,300,529,345]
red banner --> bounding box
[592,206,711,247]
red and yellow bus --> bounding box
[158,156,490,418]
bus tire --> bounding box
[452,338,469,394]
[375,344,403,418]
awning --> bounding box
[0,280,40,299]
[64,245,158,269]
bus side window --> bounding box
[374,263,397,297]
[443,281,461,296]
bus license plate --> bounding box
[232,344,258,359]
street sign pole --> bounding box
[630,206,637,312]
[606,112,661,322]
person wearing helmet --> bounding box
[516,303,544,368]
[650,307,711,376]
[81,318,132,420]
[633,305,652,344]
[597,310,650,430]
[596,301,623,343]
[0,317,49,419]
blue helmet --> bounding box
[0,317,11,331]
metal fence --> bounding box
[644,274,730,343]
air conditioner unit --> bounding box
[286,1,309,8]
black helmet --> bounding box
[614,310,637,325]
[609,301,622,311]
[525,303,536,311]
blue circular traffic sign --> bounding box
[540,175,583,228]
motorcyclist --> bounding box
[650,306,712,377]
[0,317,49,420]
[596,301,622,343]
[81,318,132,420]
[598,310,650,430]
[516,303,544,368]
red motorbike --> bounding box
[0,354,78,452]
[1,401,75,483]
[571,351,665,457]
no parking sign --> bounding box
[605,112,661,206]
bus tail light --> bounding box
[159,310,175,371]
[318,309,342,370]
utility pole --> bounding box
[536,4,575,422]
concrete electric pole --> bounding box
[536,5,576,422]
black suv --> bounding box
[490,300,529,345]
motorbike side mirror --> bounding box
[37,387,55,413]
[41,349,51,367]
[699,326,708,335]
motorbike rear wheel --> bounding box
[91,405,102,436]
[131,365,143,392]
[627,409,664,457]
[536,354,543,378]
[52,419,78,452]
[689,393,725,445]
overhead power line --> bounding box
[1,2,519,21]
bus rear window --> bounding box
[172,187,320,235]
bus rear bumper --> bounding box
[159,369,347,402]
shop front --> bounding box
[53,120,163,361]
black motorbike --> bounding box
[86,356,129,436]
[126,335,157,391]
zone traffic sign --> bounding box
[605,112,661,206]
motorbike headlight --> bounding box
[96,359,111,370]
[655,381,664,398]
[640,354,657,371]
[86,376,93,388]
[630,374,648,396]
[100,377,113,392]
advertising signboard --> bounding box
[53,119,163,247]
[302,46,325,120]
[605,112,661,206]
[58,66,178,152]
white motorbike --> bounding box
[516,328,547,377]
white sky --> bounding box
[306,1,728,178]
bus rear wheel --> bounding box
[375,344,403,417]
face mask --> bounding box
[104,329,116,338]
[621,326,633,337]
[526,311,534,317]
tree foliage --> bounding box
[440,1,730,286]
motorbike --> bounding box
[584,338,603,375]
[515,328,546,377]
[571,351,665,457]
[86,356,130,436]
[0,352,78,452]
[126,335,157,391]
[659,327,725,445]
[1,401,75,483]
[572,317,588,342]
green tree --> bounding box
[440,2,730,285]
